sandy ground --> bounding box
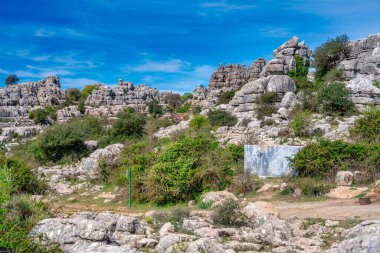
[54,197,380,220]
[274,198,380,220]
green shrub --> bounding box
[191,105,202,115]
[29,108,49,124]
[318,82,355,115]
[284,177,335,196]
[164,93,182,112]
[0,156,47,195]
[295,89,319,112]
[312,34,350,79]
[350,107,380,144]
[169,207,190,228]
[323,68,345,83]
[181,92,193,102]
[109,108,147,140]
[289,139,380,180]
[255,92,278,119]
[290,111,311,137]
[207,109,237,127]
[197,201,213,209]
[217,89,236,105]
[32,117,105,162]
[288,55,309,78]
[374,81,380,89]
[66,88,81,105]
[293,76,315,91]
[78,100,86,114]
[189,115,210,131]
[212,199,242,226]
[148,100,163,117]
[177,102,192,113]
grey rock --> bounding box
[335,171,354,186]
[186,238,225,253]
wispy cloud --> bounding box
[260,26,291,38]
[201,1,256,11]
[123,59,191,73]
[0,68,8,74]
[34,27,91,39]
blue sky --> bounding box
[0,0,379,93]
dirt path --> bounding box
[273,198,380,220]
[53,197,380,220]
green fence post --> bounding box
[127,168,132,208]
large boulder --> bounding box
[186,238,225,253]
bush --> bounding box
[318,82,355,115]
[164,93,182,111]
[197,201,213,209]
[295,89,319,112]
[374,81,380,89]
[177,102,192,113]
[31,117,105,162]
[207,110,237,127]
[283,177,335,197]
[181,92,193,102]
[255,92,278,119]
[66,88,81,105]
[289,139,380,180]
[212,199,242,226]
[288,55,309,78]
[189,115,210,131]
[216,89,236,105]
[323,68,345,83]
[191,105,202,115]
[109,108,147,140]
[78,100,86,114]
[148,100,163,117]
[290,111,311,137]
[0,156,47,194]
[29,108,49,124]
[312,34,350,79]
[292,76,314,91]
[350,107,380,144]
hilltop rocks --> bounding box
[0,76,64,117]
[338,33,380,80]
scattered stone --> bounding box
[159,222,175,236]
[293,188,302,197]
[257,183,279,193]
[335,171,354,186]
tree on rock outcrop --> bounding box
[312,34,350,80]
[5,74,19,86]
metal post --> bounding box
[127,168,132,208]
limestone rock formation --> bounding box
[338,33,380,80]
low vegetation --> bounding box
[207,109,238,127]
[350,107,380,144]
[216,89,237,105]
[255,92,278,119]
[317,82,355,116]
[289,139,380,182]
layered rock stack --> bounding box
[193,36,311,109]
[0,76,64,118]
[337,33,380,107]
[83,80,174,117]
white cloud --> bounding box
[31,55,52,61]
[260,26,291,38]
[201,1,256,11]
[124,59,191,73]
[34,28,56,37]
[0,68,8,74]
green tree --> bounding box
[81,85,99,100]
[312,34,350,80]
[288,55,309,78]
[181,92,193,102]
[148,100,163,117]
[5,74,19,86]
[29,109,49,125]
[66,88,81,104]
